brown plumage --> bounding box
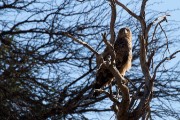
[93,27,132,96]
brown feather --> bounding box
[93,27,132,96]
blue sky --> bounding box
[151,0,180,21]
[89,1,180,120]
[1,0,179,119]
[153,1,180,69]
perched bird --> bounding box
[93,27,132,96]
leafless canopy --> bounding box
[0,0,180,120]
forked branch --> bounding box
[109,0,116,44]
[152,50,180,80]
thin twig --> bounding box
[147,15,170,34]
[102,33,116,63]
[115,0,140,21]
[124,76,137,90]
[159,24,170,54]
[102,33,113,49]
[151,15,169,42]
[147,50,155,68]
[65,33,99,56]
[152,50,180,80]
[94,89,120,105]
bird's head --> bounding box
[117,27,132,39]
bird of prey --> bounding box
[93,27,132,96]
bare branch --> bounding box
[115,0,147,38]
[138,35,151,84]
[94,89,120,105]
[109,66,130,111]
[136,35,153,117]
[152,50,180,80]
[115,0,140,21]
[147,15,170,34]
[147,50,155,68]
[159,24,170,54]
[65,33,99,56]
[101,33,116,64]
[140,0,148,18]
[109,0,116,44]
[102,33,113,49]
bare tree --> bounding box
[0,0,180,120]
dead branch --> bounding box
[147,15,170,34]
[115,0,140,21]
[129,83,144,112]
[152,50,180,80]
[140,0,148,18]
[138,35,151,84]
[94,89,120,105]
[151,15,169,42]
[101,33,116,64]
[135,35,152,118]
[101,32,130,119]
[109,66,130,111]
[65,33,99,56]
[109,0,116,44]
[65,33,106,70]
[115,0,147,37]
[147,50,155,68]
[159,24,170,54]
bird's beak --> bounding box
[124,29,128,34]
